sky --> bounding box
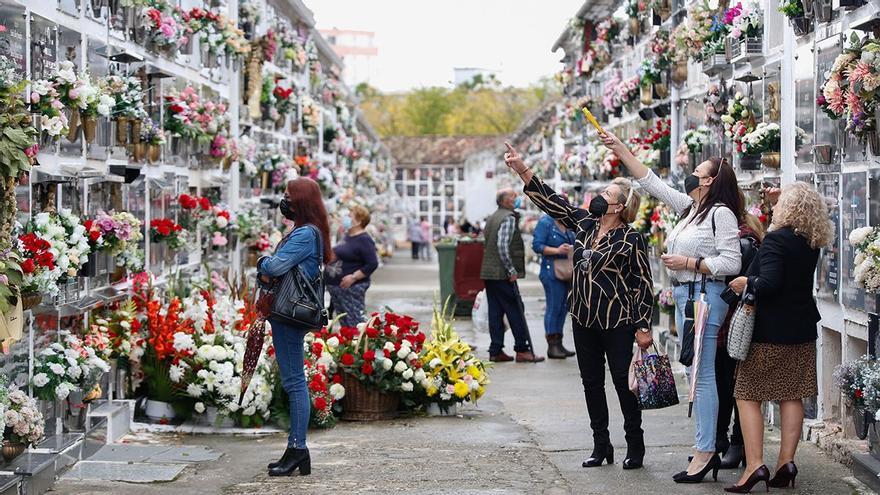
[308,0,580,92]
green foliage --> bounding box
[0,78,36,179]
[359,79,559,137]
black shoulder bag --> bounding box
[269,225,329,330]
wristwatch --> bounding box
[638,328,651,333]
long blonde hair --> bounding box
[611,177,641,224]
[770,182,833,249]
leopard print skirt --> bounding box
[733,342,817,402]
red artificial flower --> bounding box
[365,326,379,339]
[169,103,185,114]
[198,196,212,211]
[313,397,327,410]
[361,363,374,375]
[179,194,198,209]
[340,353,355,366]
[362,350,375,361]
[308,377,326,393]
[383,349,391,358]
[89,230,101,242]
[20,258,35,274]
[311,342,323,357]
[36,251,55,269]
[332,374,342,384]
[217,210,230,220]
[856,389,864,399]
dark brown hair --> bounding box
[286,178,333,261]
[683,157,743,226]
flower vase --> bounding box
[760,151,781,168]
[654,81,669,99]
[629,17,640,36]
[130,119,142,144]
[144,399,178,422]
[149,144,161,163]
[66,109,81,142]
[205,406,235,428]
[790,17,813,36]
[115,117,129,145]
[246,248,259,267]
[640,85,653,106]
[82,117,98,144]
[426,402,459,417]
[672,59,688,85]
[869,131,880,157]
[20,292,42,311]
[132,142,145,162]
[1,441,26,463]
[261,170,270,190]
[740,153,762,170]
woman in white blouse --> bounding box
[601,132,742,484]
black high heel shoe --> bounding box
[768,462,798,488]
[267,447,311,477]
[582,444,614,467]
[622,445,645,470]
[267,448,293,469]
[673,454,721,483]
[724,465,770,493]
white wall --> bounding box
[463,151,503,225]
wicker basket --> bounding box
[339,372,400,421]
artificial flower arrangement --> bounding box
[834,355,880,419]
[681,126,711,153]
[85,210,144,272]
[237,134,259,176]
[703,83,725,126]
[850,226,880,293]
[670,0,714,63]
[138,0,190,54]
[235,207,272,251]
[281,33,310,71]
[301,94,322,133]
[631,196,656,236]
[2,384,44,448]
[164,86,205,140]
[638,58,663,88]
[91,299,145,364]
[418,303,489,413]
[19,209,92,297]
[740,122,779,155]
[238,0,261,34]
[150,218,187,251]
[140,117,166,146]
[646,118,671,151]
[183,8,224,54]
[16,232,55,297]
[720,91,756,154]
[701,11,730,59]
[656,287,675,313]
[649,203,679,248]
[593,18,622,65]
[649,29,672,68]
[602,72,623,114]
[31,331,111,401]
[723,2,762,43]
[29,63,71,138]
[819,34,880,141]
[0,54,38,177]
[630,136,661,168]
[99,74,147,121]
[199,206,232,250]
[301,328,346,428]
[327,312,427,394]
[616,76,641,110]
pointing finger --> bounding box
[504,141,516,154]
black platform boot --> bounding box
[267,447,311,477]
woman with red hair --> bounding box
[257,178,332,477]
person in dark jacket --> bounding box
[532,214,576,359]
[326,205,379,327]
[725,183,833,493]
[257,178,333,477]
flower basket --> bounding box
[740,153,762,170]
[1,441,26,463]
[760,151,781,168]
[339,371,400,421]
[21,292,43,311]
[730,35,764,63]
[790,17,813,36]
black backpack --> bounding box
[710,208,759,282]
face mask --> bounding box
[684,174,701,195]
[513,197,523,209]
[279,197,295,220]
[588,195,609,216]
[342,216,353,230]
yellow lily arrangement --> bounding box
[419,301,490,410]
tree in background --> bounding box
[357,76,558,137]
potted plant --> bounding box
[725,2,764,63]
[834,355,880,439]
[1,383,44,463]
[741,122,781,168]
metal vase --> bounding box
[115,117,129,145]
[66,108,81,143]
[131,119,142,144]
[82,117,98,144]
[148,144,161,163]
[132,142,145,162]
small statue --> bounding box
[768,82,781,121]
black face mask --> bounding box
[588,195,609,217]
[684,174,701,195]
[279,197,295,220]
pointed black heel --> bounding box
[724,465,771,493]
[673,454,721,483]
[268,447,311,477]
[768,462,798,488]
[582,444,614,467]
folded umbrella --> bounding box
[239,285,273,406]
[687,289,710,418]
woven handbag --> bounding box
[726,284,756,361]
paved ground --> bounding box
[51,254,874,495]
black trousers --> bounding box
[410,242,420,259]
[716,345,743,449]
[484,279,532,355]
[573,321,643,449]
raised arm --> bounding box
[504,141,591,231]
[599,131,693,214]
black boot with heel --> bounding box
[267,447,311,477]
[546,334,568,359]
[582,444,614,467]
[720,444,746,469]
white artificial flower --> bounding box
[393,361,408,373]
[194,402,206,414]
[402,369,413,380]
[48,363,65,375]
[429,358,442,369]
[329,383,345,400]
[187,383,204,398]
[396,347,410,360]
[382,359,392,371]
[243,406,256,416]
[400,382,414,392]
[66,365,82,380]
[383,342,395,352]
[414,369,426,383]
[169,365,184,383]
[55,383,71,400]
[215,216,228,229]
[173,333,195,352]
[32,373,49,388]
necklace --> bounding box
[591,221,622,250]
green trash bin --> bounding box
[436,242,457,310]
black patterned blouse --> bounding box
[523,176,654,330]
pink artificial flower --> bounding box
[24,144,39,158]
[30,92,39,104]
[68,88,79,100]
[0,25,7,33]
[211,232,227,247]
[51,99,63,110]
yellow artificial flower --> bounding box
[426,385,438,397]
[453,381,469,399]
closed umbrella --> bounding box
[687,285,711,418]
[239,286,273,406]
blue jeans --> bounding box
[539,271,569,335]
[270,319,310,449]
[673,280,729,453]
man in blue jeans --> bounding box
[479,189,544,363]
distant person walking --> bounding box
[408,218,423,260]
[326,205,379,327]
[420,216,433,260]
[532,214,576,359]
[480,188,544,363]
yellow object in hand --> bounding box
[581,107,606,136]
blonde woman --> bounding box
[503,142,654,470]
[724,183,833,493]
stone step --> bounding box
[87,399,133,444]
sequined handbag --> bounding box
[632,345,680,411]
[727,283,756,361]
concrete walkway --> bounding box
[50,254,874,495]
